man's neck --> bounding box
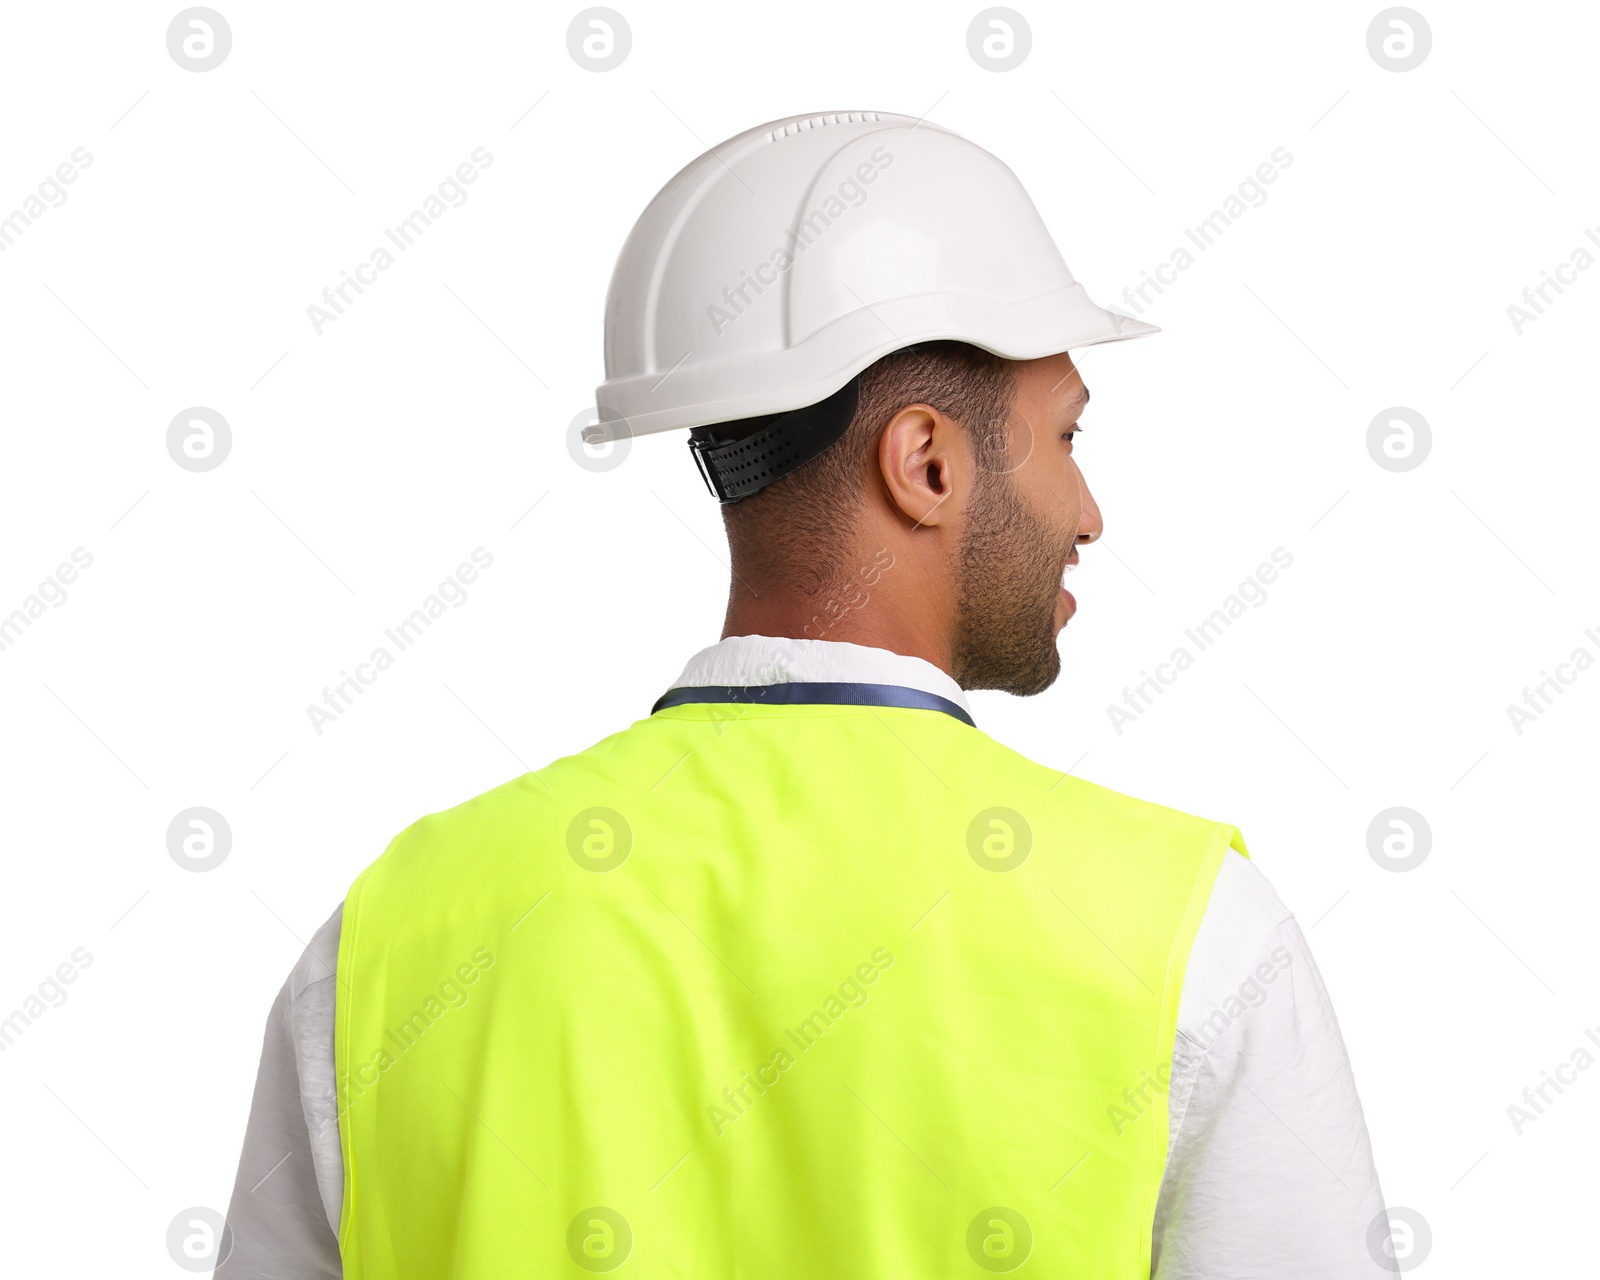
[721,594,955,679]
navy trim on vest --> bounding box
[651,681,976,727]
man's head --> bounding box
[704,342,1101,695]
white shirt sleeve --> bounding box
[220,904,346,1278]
[1155,850,1392,1278]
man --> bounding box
[225,113,1391,1277]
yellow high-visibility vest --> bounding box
[336,693,1244,1277]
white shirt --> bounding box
[222,636,1391,1277]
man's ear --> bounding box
[878,405,961,529]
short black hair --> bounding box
[707,341,1018,594]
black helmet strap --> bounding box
[687,377,861,504]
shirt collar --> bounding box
[668,634,972,717]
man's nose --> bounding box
[1075,469,1102,545]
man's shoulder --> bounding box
[971,730,1245,850]
[352,716,1246,896]
[352,719,660,887]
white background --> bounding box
[1,0,1596,1273]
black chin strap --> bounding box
[687,378,860,503]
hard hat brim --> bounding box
[597,284,1157,440]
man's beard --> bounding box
[951,466,1073,695]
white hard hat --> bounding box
[594,111,1156,491]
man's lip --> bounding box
[1060,550,1079,616]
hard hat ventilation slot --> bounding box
[766,112,882,142]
